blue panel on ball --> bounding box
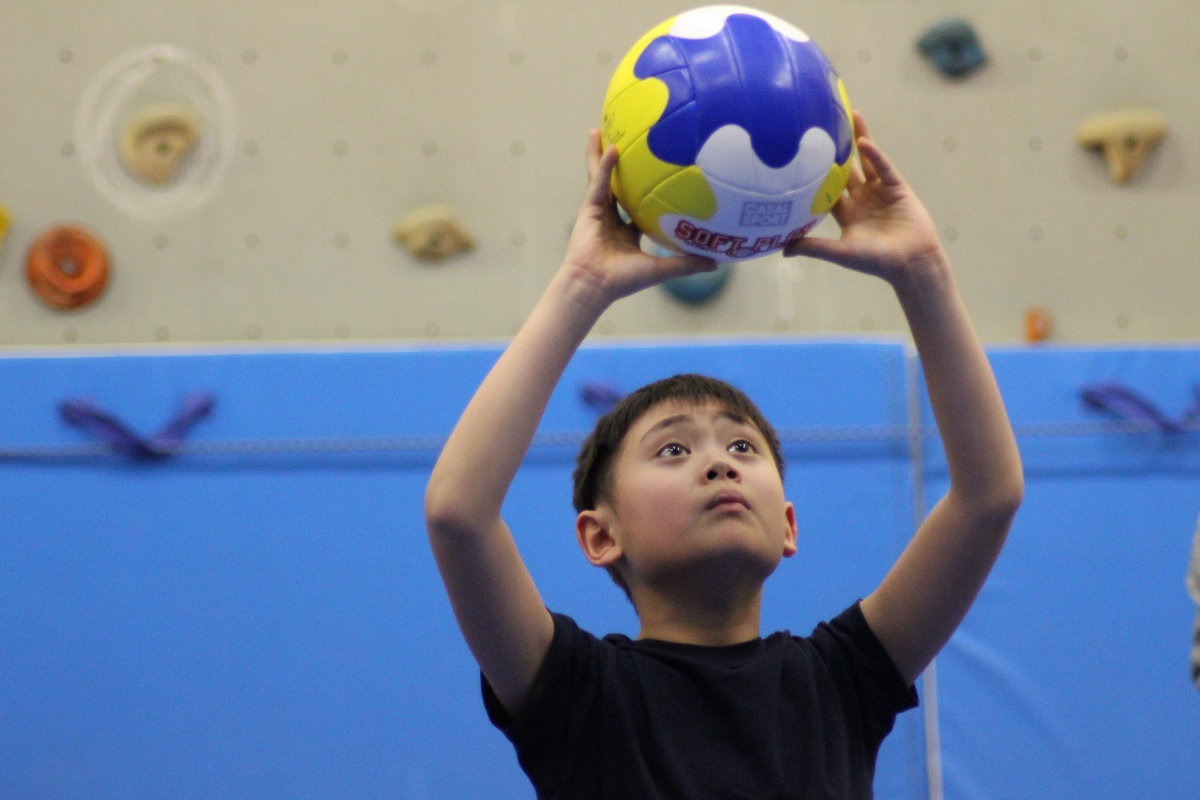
[634,13,849,169]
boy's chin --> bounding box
[641,546,783,594]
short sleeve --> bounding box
[810,602,920,742]
[480,612,601,793]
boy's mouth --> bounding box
[705,490,749,511]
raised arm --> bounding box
[424,131,715,715]
[786,113,1024,686]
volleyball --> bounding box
[601,5,854,262]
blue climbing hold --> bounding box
[917,18,987,78]
[662,263,732,305]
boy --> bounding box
[424,112,1024,798]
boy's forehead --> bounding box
[625,398,753,438]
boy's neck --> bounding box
[633,584,764,646]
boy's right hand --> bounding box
[561,130,718,308]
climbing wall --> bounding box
[0,0,1198,346]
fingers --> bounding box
[782,235,848,265]
[673,254,720,274]
[847,109,885,185]
[651,252,720,282]
[585,129,602,182]
[844,158,866,193]
[857,136,904,187]
[847,110,905,189]
[851,109,870,141]
[584,131,619,208]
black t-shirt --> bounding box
[482,602,918,799]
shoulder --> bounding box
[774,602,919,710]
[481,612,639,794]
[482,612,618,730]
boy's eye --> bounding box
[656,442,688,458]
[728,439,756,454]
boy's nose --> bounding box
[705,459,739,481]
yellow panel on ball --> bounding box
[602,77,674,214]
[811,79,856,215]
[602,16,680,116]
[638,165,717,247]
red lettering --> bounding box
[674,222,749,255]
[752,235,781,254]
[784,219,820,243]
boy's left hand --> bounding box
[783,111,945,283]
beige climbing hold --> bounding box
[393,204,475,262]
[1076,109,1166,184]
[119,103,202,186]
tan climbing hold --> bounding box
[1076,109,1166,184]
[119,103,202,186]
[393,205,475,262]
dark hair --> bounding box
[572,374,785,600]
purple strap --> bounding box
[1080,383,1180,433]
[579,381,625,414]
[1182,386,1200,423]
[59,393,215,458]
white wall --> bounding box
[1,0,1197,347]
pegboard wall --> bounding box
[1,0,1198,347]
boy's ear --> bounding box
[576,507,624,568]
[782,502,799,558]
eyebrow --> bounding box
[638,409,752,444]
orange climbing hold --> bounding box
[1024,306,1053,343]
[26,225,110,309]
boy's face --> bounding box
[581,398,797,597]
